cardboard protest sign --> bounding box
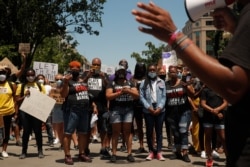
[19,87,56,122]
[18,43,30,54]
[0,57,18,74]
[49,88,65,104]
[33,61,58,82]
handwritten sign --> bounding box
[33,61,58,81]
[49,88,65,104]
[18,43,30,54]
[162,51,178,73]
[19,87,56,122]
[0,57,18,74]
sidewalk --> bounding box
[1,132,226,167]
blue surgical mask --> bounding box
[0,74,6,81]
[56,80,62,87]
[148,72,157,79]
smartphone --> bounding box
[186,75,191,82]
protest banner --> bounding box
[0,57,18,74]
[18,43,30,54]
[33,61,58,81]
[162,51,178,72]
[19,87,56,122]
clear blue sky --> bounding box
[73,0,188,73]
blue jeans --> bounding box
[144,111,165,153]
[64,103,90,134]
[167,109,191,151]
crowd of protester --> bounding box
[0,55,227,167]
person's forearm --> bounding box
[174,33,247,104]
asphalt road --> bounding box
[1,131,226,167]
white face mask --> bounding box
[26,76,35,82]
[0,74,6,81]
[38,79,44,84]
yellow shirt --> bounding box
[0,81,15,116]
[16,82,46,96]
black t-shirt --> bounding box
[200,87,224,109]
[66,80,89,105]
[107,80,135,110]
[83,71,108,111]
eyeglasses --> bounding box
[92,64,101,66]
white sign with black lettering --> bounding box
[33,61,58,81]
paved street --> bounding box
[1,131,226,167]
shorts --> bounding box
[64,103,90,134]
[110,106,134,124]
[203,111,225,129]
[52,104,64,123]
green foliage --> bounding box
[0,0,106,67]
[130,42,166,67]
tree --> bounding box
[130,42,166,66]
[0,0,106,67]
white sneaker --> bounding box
[2,151,9,158]
[53,138,59,145]
[200,151,207,159]
[29,135,32,141]
[212,150,220,159]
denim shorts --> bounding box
[110,106,134,123]
[63,103,90,134]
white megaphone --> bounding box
[185,0,235,22]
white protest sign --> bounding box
[19,87,56,122]
[33,61,58,81]
[162,51,178,73]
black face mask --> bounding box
[118,73,125,79]
[71,71,79,78]
[158,75,166,81]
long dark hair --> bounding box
[143,63,157,91]
[133,62,146,80]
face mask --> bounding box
[71,70,79,78]
[38,79,44,84]
[177,72,182,79]
[118,73,125,79]
[56,80,62,87]
[0,74,6,81]
[148,72,157,79]
[26,76,35,82]
[158,75,166,81]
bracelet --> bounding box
[172,35,188,49]
[179,41,193,52]
[168,29,180,45]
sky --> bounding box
[73,0,189,73]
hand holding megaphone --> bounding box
[212,7,237,33]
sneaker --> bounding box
[182,154,191,163]
[100,148,111,159]
[110,155,116,163]
[19,153,27,159]
[206,159,214,167]
[201,150,207,159]
[135,147,148,154]
[170,152,183,160]
[156,152,165,161]
[16,140,22,146]
[78,153,92,162]
[29,135,32,141]
[212,150,220,159]
[120,145,126,152]
[38,151,44,158]
[127,154,135,162]
[1,151,9,158]
[53,138,59,145]
[146,151,155,161]
[64,155,74,165]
